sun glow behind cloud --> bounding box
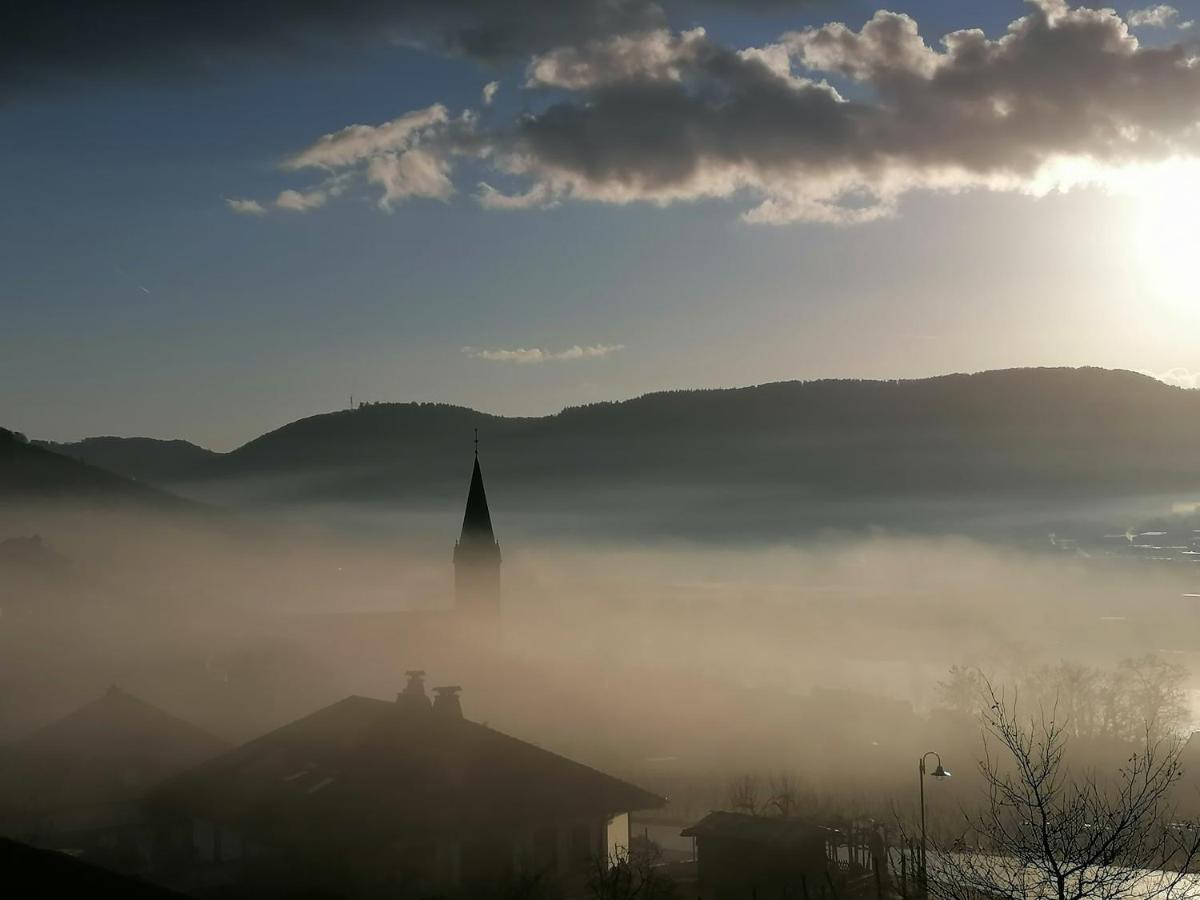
[1019,155,1200,313]
[1130,160,1200,312]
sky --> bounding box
[4,0,1200,451]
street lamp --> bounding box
[919,751,950,896]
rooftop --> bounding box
[682,811,841,844]
[152,691,663,847]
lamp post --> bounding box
[919,751,951,897]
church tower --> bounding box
[453,434,501,624]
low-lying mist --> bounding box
[2,498,1199,826]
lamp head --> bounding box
[931,764,951,779]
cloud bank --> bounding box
[463,344,625,363]
[243,1,1200,225]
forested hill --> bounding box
[0,428,191,509]
[34,436,218,485]
[33,368,1200,510]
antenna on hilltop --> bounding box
[474,427,479,457]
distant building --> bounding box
[0,686,226,872]
[275,441,506,669]
[149,672,664,897]
[681,811,881,900]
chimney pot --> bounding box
[433,686,463,718]
[397,669,431,711]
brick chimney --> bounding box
[432,686,463,719]
[397,670,431,712]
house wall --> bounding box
[697,834,830,900]
[154,813,626,896]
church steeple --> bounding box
[459,449,495,545]
[453,433,501,624]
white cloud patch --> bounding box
[463,344,625,363]
[275,188,329,212]
[284,105,451,170]
[525,27,708,89]
[475,181,558,210]
[1128,5,1179,27]
[225,197,267,216]
[366,147,455,209]
[482,80,500,105]
[268,104,472,212]
[1145,367,1200,388]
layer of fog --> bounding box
[161,464,1200,548]
[2,500,1199,824]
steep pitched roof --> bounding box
[458,456,496,546]
[151,695,663,847]
[0,687,228,815]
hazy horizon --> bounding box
[19,364,1199,452]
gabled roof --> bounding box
[151,695,663,846]
[458,455,496,546]
[682,811,840,843]
[0,687,227,814]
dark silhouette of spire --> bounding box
[454,433,501,625]
[458,454,495,545]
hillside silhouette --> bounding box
[28,368,1200,534]
[35,436,218,484]
[0,427,191,509]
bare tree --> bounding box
[937,664,990,719]
[1112,655,1191,742]
[944,656,1191,744]
[728,774,761,816]
[767,773,802,817]
[928,685,1200,900]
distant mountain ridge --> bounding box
[0,427,191,509]
[24,368,1200,533]
[35,435,218,484]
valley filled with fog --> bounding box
[5,480,1200,829]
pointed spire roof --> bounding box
[459,451,496,545]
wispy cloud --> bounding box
[482,80,500,105]
[1128,5,1178,27]
[463,343,625,363]
[225,197,267,216]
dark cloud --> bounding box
[0,1,664,97]
[484,1,1200,222]
[0,0,821,98]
